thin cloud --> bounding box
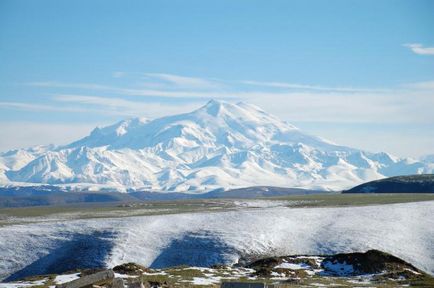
[0,96,203,120]
[26,80,229,99]
[0,99,142,116]
[54,94,144,109]
[404,43,434,55]
[15,75,434,125]
[53,94,202,118]
[144,73,222,89]
[27,79,389,98]
[0,101,89,113]
[240,80,390,93]
[54,94,154,116]
[33,89,434,124]
[27,81,113,90]
[246,90,434,124]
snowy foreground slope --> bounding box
[1,100,432,192]
[0,201,433,280]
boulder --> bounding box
[56,270,114,288]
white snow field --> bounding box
[0,201,433,280]
[1,100,432,192]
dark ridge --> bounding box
[0,185,324,207]
[0,188,138,208]
[131,186,322,201]
[203,186,323,198]
[344,174,434,193]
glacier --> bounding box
[0,100,432,192]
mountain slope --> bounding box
[1,100,433,192]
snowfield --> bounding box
[0,201,433,281]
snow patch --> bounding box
[54,273,80,284]
[322,260,354,276]
[275,262,311,270]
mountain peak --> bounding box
[2,101,432,192]
[203,99,225,116]
[205,99,223,107]
[197,100,276,124]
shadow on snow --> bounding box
[6,230,116,281]
[150,232,236,269]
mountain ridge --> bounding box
[1,100,432,192]
[344,174,434,193]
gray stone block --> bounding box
[56,270,115,288]
[111,278,124,288]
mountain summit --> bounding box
[1,100,432,192]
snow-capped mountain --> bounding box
[1,100,432,192]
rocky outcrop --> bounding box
[113,263,149,275]
[4,250,434,288]
[321,249,421,275]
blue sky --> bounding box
[0,0,433,157]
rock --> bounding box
[321,249,423,276]
[246,257,283,277]
[56,270,114,288]
[246,257,283,270]
[111,278,124,288]
[113,263,149,275]
[128,280,145,288]
[80,269,106,277]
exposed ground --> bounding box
[1,193,434,226]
